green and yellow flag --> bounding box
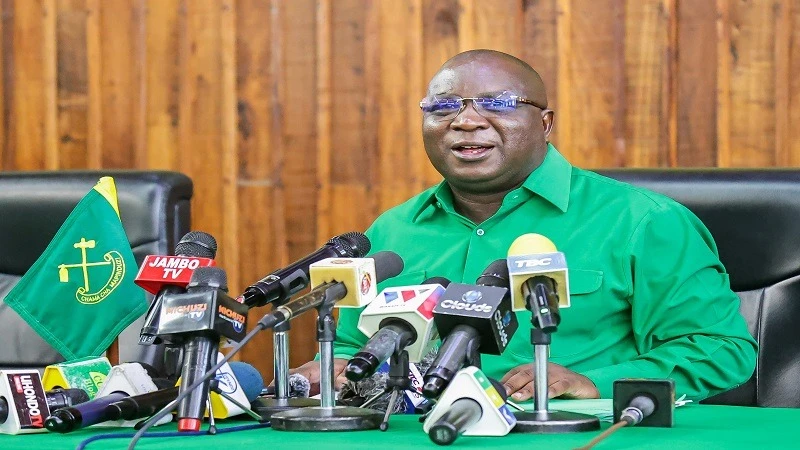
[3,177,147,360]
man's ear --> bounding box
[542,110,555,138]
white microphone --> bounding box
[345,277,450,381]
[422,366,516,445]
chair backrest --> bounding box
[0,170,192,371]
[597,169,800,407]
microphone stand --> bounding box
[250,315,319,419]
[511,325,599,433]
[270,287,383,431]
[361,349,411,431]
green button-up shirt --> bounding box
[334,144,757,400]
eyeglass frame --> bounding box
[418,91,547,120]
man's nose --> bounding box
[450,100,490,131]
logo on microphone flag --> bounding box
[3,177,147,360]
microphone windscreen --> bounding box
[228,362,264,402]
[372,251,404,282]
[422,277,451,287]
[188,266,228,292]
[288,373,311,398]
[330,232,371,257]
[507,233,557,256]
[176,231,218,258]
[476,259,509,287]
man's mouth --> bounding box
[452,144,494,160]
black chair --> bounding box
[597,169,800,408]
[0,170,192,372]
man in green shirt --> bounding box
[291,49,757,402]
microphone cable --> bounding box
[574,395,655,450]
[77,422,270,450]
[573,419,629,450]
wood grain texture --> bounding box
[726,0,777,167]
[0,0,799,381]
[56,0,89,169]
[677,0,717,167]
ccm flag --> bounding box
[3,177,147,359]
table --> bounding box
[0,404,797,450]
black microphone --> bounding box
[422,260,518,398]
[240,232,371,308]
[345,277,451,381]
[43,364,170,433]
[257,251,405,330]
[44,392,129,433]
[44,388,90,413]
[104,387,179,421]
[138,231,219,345]
[154,266,249,432]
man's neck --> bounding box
[449,186,510,224]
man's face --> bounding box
[421,58,551,195]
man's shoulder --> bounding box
[573,167,685,213]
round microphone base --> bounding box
[511,410,600,433]
[270,406,383,431]
[250,397,321,420]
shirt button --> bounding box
[476,229,485,236]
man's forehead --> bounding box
[427,61,528,96]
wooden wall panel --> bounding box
[2,0,800,380]
[558,0,626,168]
[725,0,778,167]
[521,0,559,142]
[143,0,180,170]
[792,1,800,166]
[56,0,89,169]
[676,0,717,167]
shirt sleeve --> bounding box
[580,203,758,400]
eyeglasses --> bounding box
[419,91,545,120]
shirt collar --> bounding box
[519,142,572,213]
[411,143,573,221]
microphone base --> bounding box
[271,406,383,431]
[511,410,600,433]
[250,397,321,420]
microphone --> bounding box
[0,370,89,435]
[268,252,404,432]
[103,361,263,421]
[577,379,675,449]
[422,260,518,398]
[240,232,371,308]
[422,367,516,445]
[505,234,602,434]
[345,277,450,381]
[137,231,218,345]
[44,362,172,432]
[261,373,311,399]
[257,251,405,330]
[43,388,90,412]
[339,348,437,414]
[506,233,569,331]
[44,391,129,433]
[155,266,250,432]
